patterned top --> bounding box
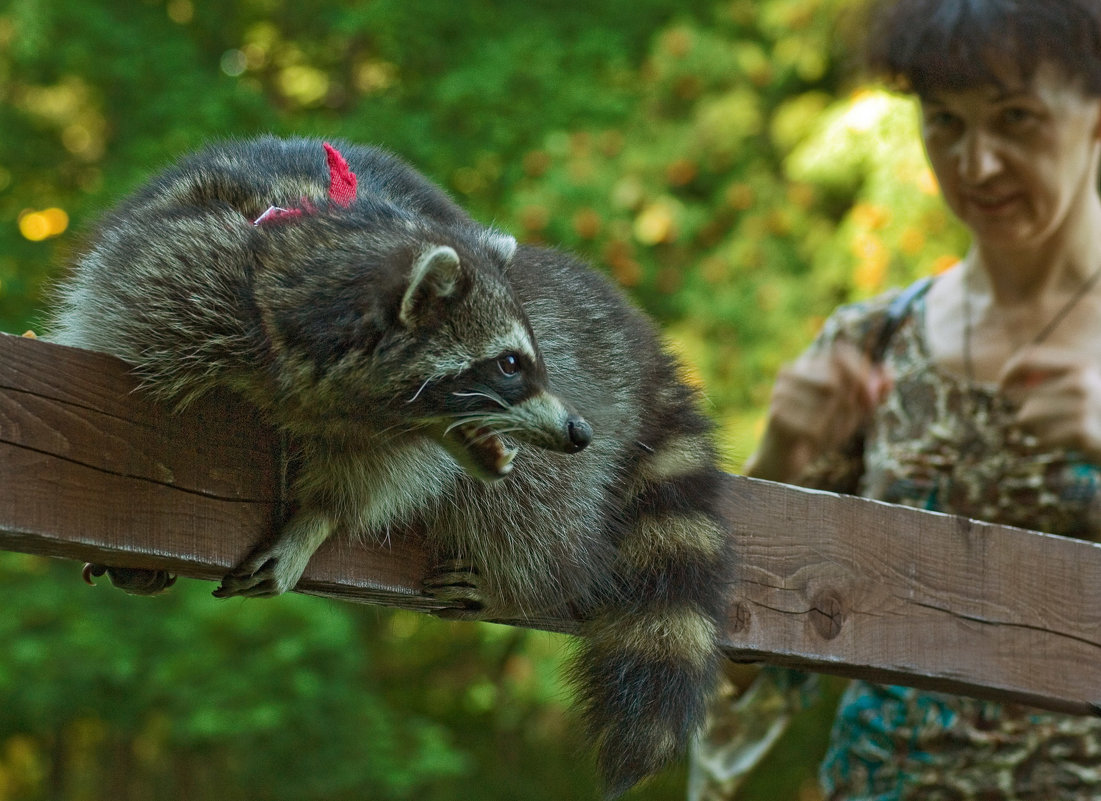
[689,282,1101,801]
[808,283,1101,540]
[813,284,1101,801]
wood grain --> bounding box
[0,333,430,606]
[721,479,1101,715]
[2,333,1099,714]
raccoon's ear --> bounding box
[485,231,517,263]
[400,245,462,327]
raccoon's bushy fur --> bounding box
[50,136,734,797]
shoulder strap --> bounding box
[870,276,934,363]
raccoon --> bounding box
[50,136,734,797]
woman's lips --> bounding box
[968,188,1017,210]
[966,192,1022,215]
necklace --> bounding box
[962,262,1101,385]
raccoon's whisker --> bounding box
[440,413,523,444]
[468,428,515,445]
[476,387,509,408]
[451,389,509,409]
[407,377,434,404]
[464,409,516,424]
[373,419,421,438]
[444,411,500,429]
[489,424,527,438]
[443,418,477,436]
[479,421,524,434]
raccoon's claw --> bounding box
[423,559,489,620]
[215,512,332,599]
[82,562,107,584]
[82,563,177,595]
[213,557,282,599]
[214,534,316,599]
[213,552,290,599]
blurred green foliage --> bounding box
[0,0,967,799]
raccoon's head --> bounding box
[249,175,592,481]
[392,237,593,482]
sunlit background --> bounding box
[0,1,967,799]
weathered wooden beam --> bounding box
[0,332,433,611]
[720,479,1101,716]
[1,333,1099,716]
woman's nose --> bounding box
[958,129,1003,183]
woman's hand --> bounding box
[999,345,1101,461]
[745,341,889,483]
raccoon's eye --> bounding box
[497,353,522,376]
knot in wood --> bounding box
[809,589,846,640]
[730,601,751,634]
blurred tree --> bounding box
[0,555,469,800]
[0,0,968,798]
[492,0,967,464]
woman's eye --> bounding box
[1001,107,1034,127]
[925,110,959,129]
[498,353,521,376]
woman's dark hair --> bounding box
[864,0,1101,96]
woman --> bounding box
[693,0,1101,798]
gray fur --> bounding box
[49,136,733,797]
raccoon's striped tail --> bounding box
[572,465,732,798]
[575,607,724,797]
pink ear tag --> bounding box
[323,142,358,207]
[252,142,358,226]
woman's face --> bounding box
[920,62,1101,253]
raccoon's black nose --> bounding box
[566,416,593,453]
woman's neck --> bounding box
[970,195,1101,305]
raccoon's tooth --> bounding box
[496,447,517,475]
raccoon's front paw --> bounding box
[213,540,313,599]
[82,563,177,595]
[423,559,491,620]
[214,510,334,599]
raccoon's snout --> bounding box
[433,392,591,481]
[565,415,592,453]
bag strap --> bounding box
[870,276,934,363]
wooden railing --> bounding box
[2,332,1098,716]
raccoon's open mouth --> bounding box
[441,423,519,481]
